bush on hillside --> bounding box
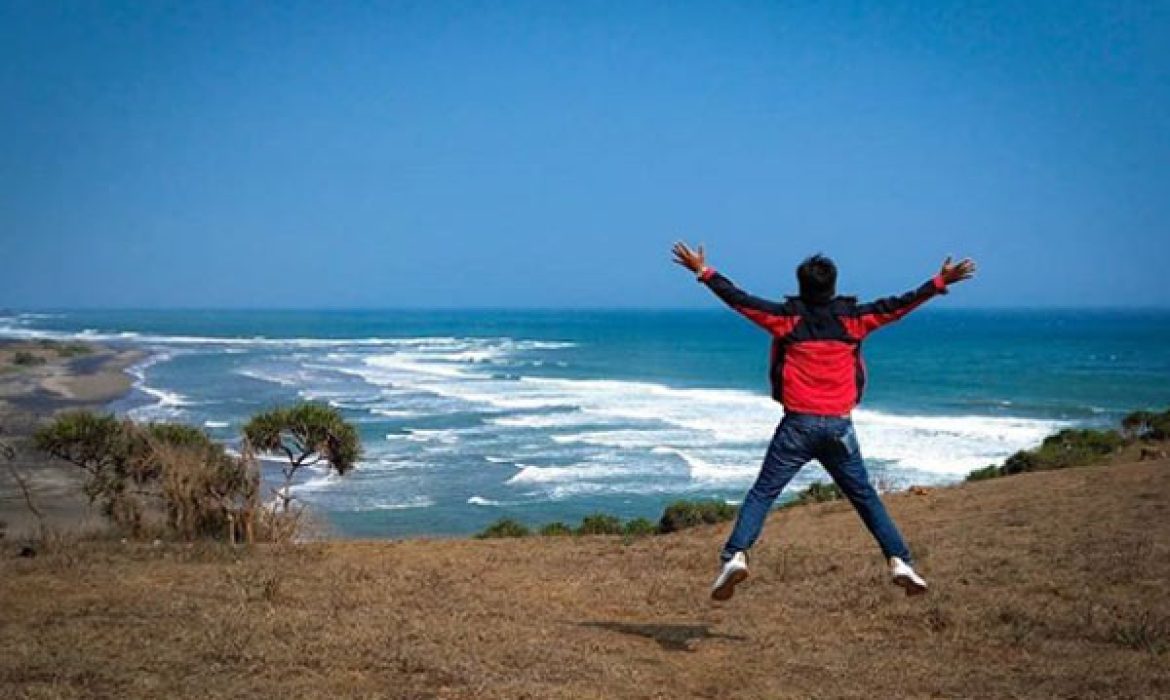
[476,518,530,539]
[1001,428,1125,475]
[32,406,355,543]
[966,464,1003,482]
[790,480,843,505]
[539,521,573,536]
[658,499,738,534]
[1121,409,1170,441]
[622,517,657,537]
[34,411,261,540]
[965,411,1169,481]
[577,513,624,535]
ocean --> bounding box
[2,309,1168,538]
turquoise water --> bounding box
[3,309,1168,537]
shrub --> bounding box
[34,411,261,542]
[577,513,624,535]
[622,517,657,537]
[1002,428,1125,475]
[658,499,738,534]
[539,521,573,536]
[791,480,843,505]
[1001,449,1039,475]
[12,350,45,366]
[477,518,530,539]
[152,437,259,542]
[966,464,1003,482]
[1122,409,1170,441]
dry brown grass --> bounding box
[1,458,1168,699]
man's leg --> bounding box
[816,421,912,563]
[720,418,813,563]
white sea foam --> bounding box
[467,495,526,507]
[851,409,1065,475]
[486,411,591,429]
[369,408,419,418]
[369,496,435,510]
[123,352,195,420]
[382,428,463,445]
[203,420,230,429]
[0,322,559,353]
[652,446,758,483]
[236,368,300,386]
[506,462,652,485]
[340,341,1066,484]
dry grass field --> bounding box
[2,458,1168,699]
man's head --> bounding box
[796,254,837,304]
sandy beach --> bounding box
[0,340,144,536]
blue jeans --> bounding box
[720,412,912,564]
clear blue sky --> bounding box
[1,1,1167,309]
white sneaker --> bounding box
[890,557,928,596]
[711,552,749,601]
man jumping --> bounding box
[671,242,976,600]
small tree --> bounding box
[34,412,258,540]
[242,403,361,513]
[34,411,141,527]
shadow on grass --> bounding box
[581,621,748,651]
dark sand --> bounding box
[0,340,144,537]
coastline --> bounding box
[0,340,145,536]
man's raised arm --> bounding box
[672,241,798,336]
[846,256,976,337]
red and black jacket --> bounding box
[698,268,948,416]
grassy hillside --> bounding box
[2,457,1167,699]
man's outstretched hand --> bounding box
[939,256,977,285]
[672,241,708,275]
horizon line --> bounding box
[6,305,1170,314]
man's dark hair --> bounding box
[796,254,837,304]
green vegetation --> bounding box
[965,464,1002,481]
[1122,409,1170,441]
[577,513,624,535]
[657,498,738,534]
[243,403,361,512]
[622,517,657,537]
[34,411,257,540]
[786,480,844,506]
[476,518,531,539]
[1003,428,1125,474]
[478,504,736,540]
[33,404,362,543]
[539,521,573,536]
[966,408,1169,482]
